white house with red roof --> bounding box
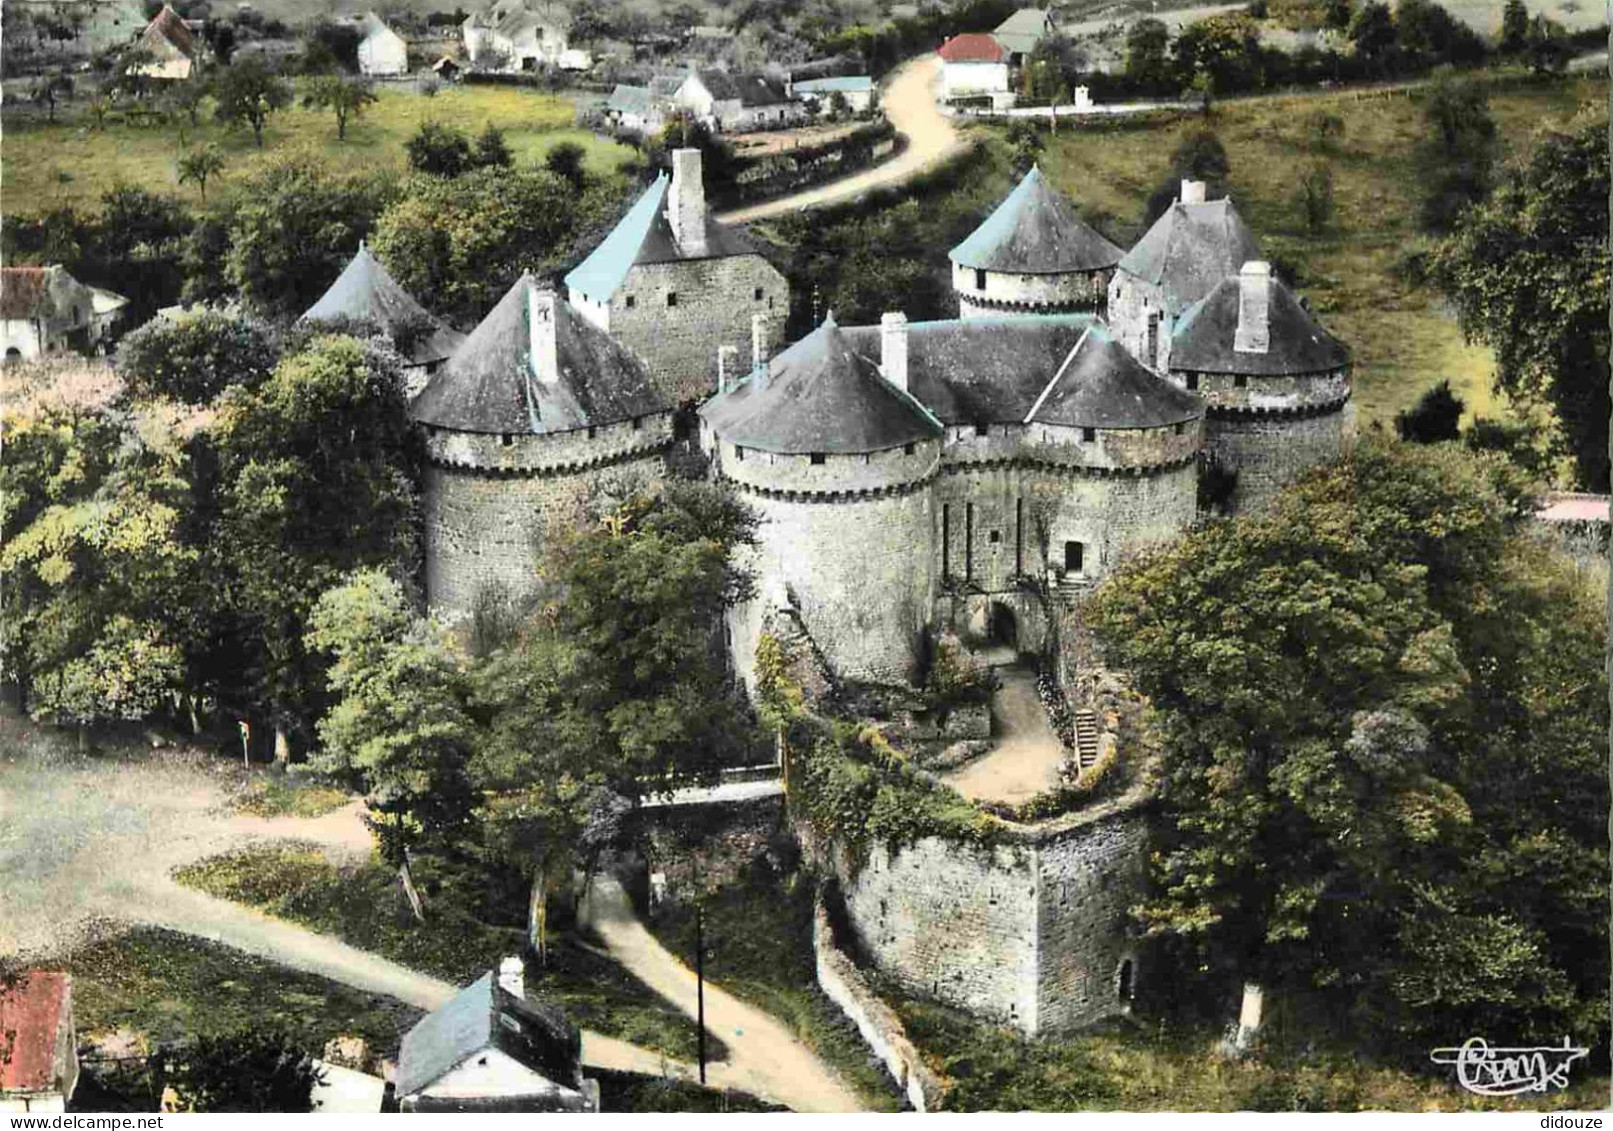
[0,973,78,1113]
[937,32,1011,104]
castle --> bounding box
[379,149,1352,1037]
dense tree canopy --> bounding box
[1088,441,1607,1049]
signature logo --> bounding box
[1430,1037,1589,1096]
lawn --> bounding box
[887,992,1610,1111]
[1030,71,1608,430]
[230,768,353,818]
[171,840,706,1063]
[645,857,904,1112]
[1,82,636,213]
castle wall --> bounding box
[1206,404,1346,514]
[1106,274,1173,371]
[1166,366,1349,414]
[420,418,673,620]
[953,263,1109,317]
[604,256,789,406]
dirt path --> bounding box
[715,55,965,225]
[942,666,1067,805]
[578,876,867,1113]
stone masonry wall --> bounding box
[608,256,789,405]
[953,263,1110,316]
[1208,404,1346,514]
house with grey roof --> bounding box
[1,265,127,361]
[1107,179,1263,372]
[670,68,807,133]
[462,0,586,71]
[300,242,463,389]
[397,959,598,1112]
[993,7,1057,64]
[565,148,789,405]
[950,165,1123,318]
[412,275,673,619]
[602,83,668,135]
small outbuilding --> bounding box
[0,973,78,1113]
[791,74,878,115]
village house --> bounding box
[396,959,599,1112]
[356,11,408,76]
[0,973,78,1113]
[992,7,1057,65]
[937,32,1012,106]
[669,68,806,133]
[128,3,198,80]
[1,265,128,361]
[603,82,670,135]
[462,0,589,71]
[791,74,878,116]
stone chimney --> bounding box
[717,344,737,394]
[1233,261,1271,354]
[497,955,524,999]
[669,149,708,256]
[1180,179,1207,205]
[528,285,559,382]
[751,313,769,379]
[880,311,909,393]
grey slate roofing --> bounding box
[993,7,1055,55]
[648,75,684,98]
[691,68,790,106]
[301,242,463,367]
[1027,323,1203,429]
[606,84,654,114]
[792,75,875,94]
[397,972,582,1099]
[411,275,668,434]
[563,173,758,303]
[1116,197,1263,316]
[1171,271,1351,376]
[840,313,1093,426]
[700,316,941,454]
[949,166,1123,275]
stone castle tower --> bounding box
[411,275,675,620]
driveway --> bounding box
[941,666,1067,805]
[715,55,966,225]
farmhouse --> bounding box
[792,74,878,116]
[937,32,1011,105]
[129,3,197,80]
[670,68,807,133]
[357,11,408,77]
[1,265,127,361]
[0,973,78,1113]
[462,0,580,71]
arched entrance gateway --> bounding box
[988,602,1018,651]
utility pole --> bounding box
[695,901,707,1085]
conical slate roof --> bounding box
[1171,272,1351,376]
[700,316,941,454]
[302,242,463,367]
[1027,323,1202,429]
[950,166,1123,274]
[411,275,668,435]
[1117,197,1262,317]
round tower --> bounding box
[1166,261,1351,513]
[699,315,943,687]
[411,275,675,621]
[949,165,1124,319]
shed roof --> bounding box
[949,165,1123,274]
[1116,196,1262,316]
[792,75,875,94]
[301,242,463,367]
[0,972,70,1094]
[139,4,194,56]
[361,10,404,44]
[993,7,1054,54]
[411,276,667,434]
[1026,323,1202,429]
[563,173,757,302]
[700,316,941,454]
[606,83,654,113]
[938,33,1006,63]
[397,972,581,1099]
[1170,270,1350,376]
[840,313,1093,425]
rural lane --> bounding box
[715,54,965,225]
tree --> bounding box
[1303,109,1345,153]
[32,72,73,122]
[302,74,376,141]
[168,1031,323,1112]
[211,335,419,764]
[473,123,514,169]
[300,18,363,74]
[116,309,277,404]
[212,57,291,147]
[176,145,225,202]
[1088,440,1607,1048]
[1293,161,1334,232]
[1347,0,1397,66]
[1004,119,1044,173]
[1394,379,1463,443]
[1143,129,1231,223]
[1416,69,1497,232]
[1173,13,1262,94]
[1522,13,1571,73]
[165,78,207,128]
[1430,107,1608,489]
[543,139,587,188]
[405,121,474,177]
[308,570,477,918]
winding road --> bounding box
[715,55,966,225]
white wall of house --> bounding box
[3,320,50,361]
[942,60,1009,98]
[359,28,408,75]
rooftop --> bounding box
[141,3,194,56]
[950,165,1123,275]
[411,277,667,435]
[700,316,941,454]
[1117,195,1262,316]
[301,242,463,367]
[792,75,876,94]
[0,972,70,1095]
[397,971,581,1100]
[993,8,1055,54]
[1170,269,1351,376]
[938,32,1007,63]
[1026,323,1203,429]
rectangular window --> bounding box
[988,530,1001,544]
[975,422,988,437]
[904,442,915,455]
[666,292,679,308]
[1082,426,1096,443]
[633,417,643,430]
[1185,372,1198,390]
[1146,312,1160,361]
[735,445,745,461]
[625,294,636,309]
[974,267,987,290]
[1015,497,1023,575]
[942,504,951,579]
[1174,422,1184,435]
[810,451,826,465]
[1235,374,1248,388]
[500,433,514,447]
[1065,540,1084,573]
[587,425,597,439]
[965,502,974,579]
[754,286,764,300]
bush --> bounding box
[1394,380,1464,443]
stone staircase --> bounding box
[1072,708,1101,773]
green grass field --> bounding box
[1030,72,1607,429]
[1,83,635,213]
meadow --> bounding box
[0,82,636,213]
[1032,71,1607,427]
